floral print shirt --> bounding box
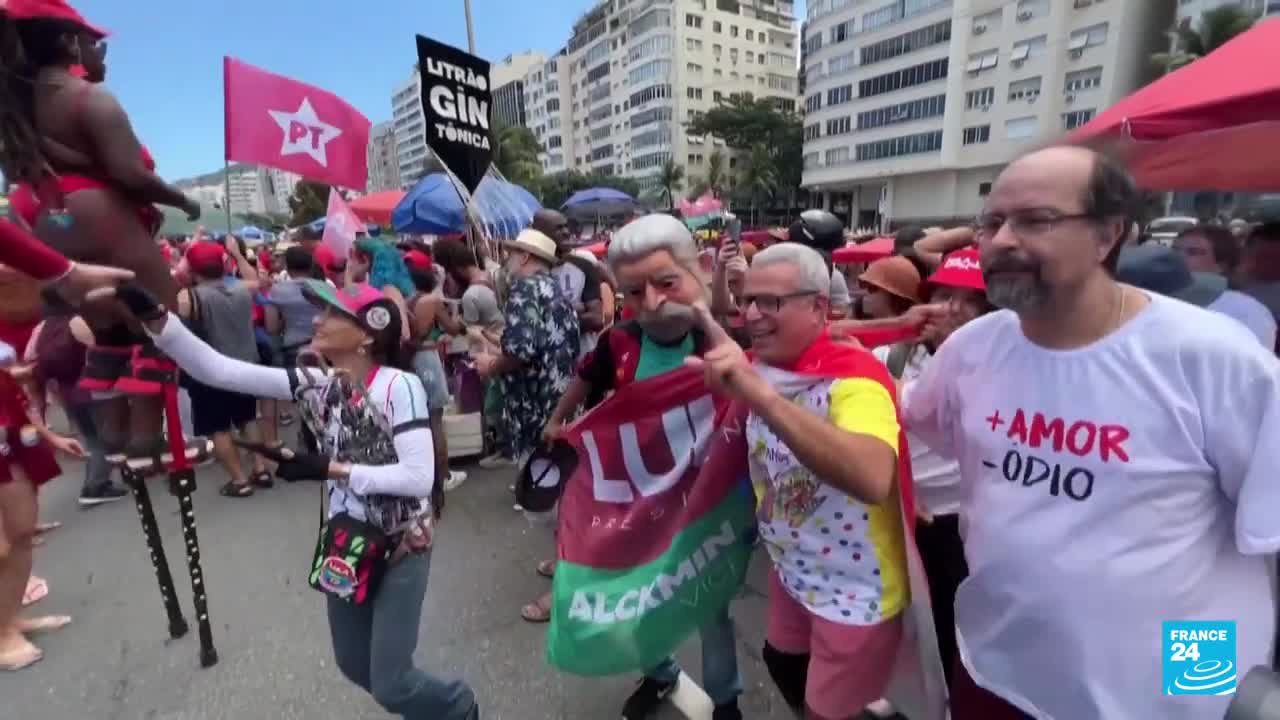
[498,270,580,458]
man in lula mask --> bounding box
[533,213,745,720]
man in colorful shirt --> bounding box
[476,230,580,463]
[687,242,913,720]
[541,214,743,720]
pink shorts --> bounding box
[767,569,903,720]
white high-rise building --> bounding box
[800,0,1174,228]
[391,72,433,190]
[367,121,402,193]
[522,0,800,194]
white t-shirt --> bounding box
[872,344,963,516]
[901,293,1280,720]
[1208,289,1277,349]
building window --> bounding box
[965,49,999,74]
[805,93,822,112]
[632,151,671,170]
[965,87,995,109]
[628,84,672,107]
[828,50,856,75]
[1005,115,1037,139]
[862,0,947,32]
[546,98,561,112]
[628,59,671,87]
[856,93,946,130]
[632,106,673,128]
[1007,76,1041,101]
[1015,0,1048,22]
[768,74,795,91]
[714,68,723,78]
[855,129,943,162]
[830,19,856,44]
[713,43,723,56]
[1064,66,1104,92]
[628,34,673,63]
[687,86,704,100]
[713,20,722,32]
[1062,108,1096,129]
[803,152,819,169]
[858,58,949,99]
[804,32,823,54]
[825,147,850,165]
[687,62,703,74]
[972,9,1001,34]
[686,38,704,52]
[1010,35,1047,64]
[730,25,739,37]
[825,116,853,136]
[827,84,853,105]
[804,123,822,140]
[746,29,754,40]
[962,125,991,144]
[979,181,993,195]
[686,13,703,28]
[860,21,951,66]
[1069,23,1109,53]
[745,52,754,63]
[714,90,724,103]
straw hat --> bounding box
[504,229,558,264]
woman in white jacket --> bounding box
[110,281,478,720]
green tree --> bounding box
[657,158,685,210]
[1151,5,1257,74]
[532,170,642,211]
[689,149,729,200]
[287,180,331,226]
[735,145,779,226]
[688,96,803,213]
[491,123,543,189]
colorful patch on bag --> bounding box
[317,555,358,597]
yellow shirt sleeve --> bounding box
[829,377,900,455]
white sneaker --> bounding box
[478,453,515,469]
[443,470,468,492]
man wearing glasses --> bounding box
[900,146,1280,719]
[686,242,923,720]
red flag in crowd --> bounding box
[321,188,364,257]
[223,57,371,190]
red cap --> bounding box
[925,247,985,293]
[3,0,110,37]
[185,242,226,274]
[313,244,344,273]
[402,250,433,272]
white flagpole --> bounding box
[463,0,476,54]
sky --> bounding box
[72,0,805,182]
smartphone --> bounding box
[727,214,742,253]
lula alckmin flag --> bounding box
[547,367,755,676]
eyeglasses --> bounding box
[741,291,818,314]
[975,210,1097,240]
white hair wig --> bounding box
[751,242,832,297]
[607,214,702,277]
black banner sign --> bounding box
[415,34,493,194]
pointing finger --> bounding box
[690,301,734,347]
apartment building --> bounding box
[367,121,402,193]
[521,0,800,194]
[493,51,547,128]
[800,0,1171,227]
[1178,0,1278,24]
[391,72,434,189]
[223,166,297,216]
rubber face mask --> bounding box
[638,302,696,343]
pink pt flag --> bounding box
[223,57,371,190]
[322,189,363,256]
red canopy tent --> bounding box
[1068,19,1280,190]
[832,237,893,264]
[349,191,407,225]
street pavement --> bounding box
[2,438,795,720]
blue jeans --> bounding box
[647,608,742,706]
[327,550,478,719]
[65,400,112,493]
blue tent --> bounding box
[392,173,541,236]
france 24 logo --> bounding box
[1162,621,1237,696]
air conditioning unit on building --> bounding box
[974,23,988,34]
[1017,10,1033,20]
[1070,49,1084,59]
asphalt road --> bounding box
[2,437,795,720]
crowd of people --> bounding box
[0,3,1277,720]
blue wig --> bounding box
[356,238,415,298]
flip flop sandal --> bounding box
[219,482,255,498]
[535,560,556,579]
[21,577,48,607]
[519,595,553,623]
[0,643,42,671]
[18,615,72,635]
[250,471,274,489]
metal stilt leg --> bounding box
[121,465,189,640]
[171,468,217,668]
